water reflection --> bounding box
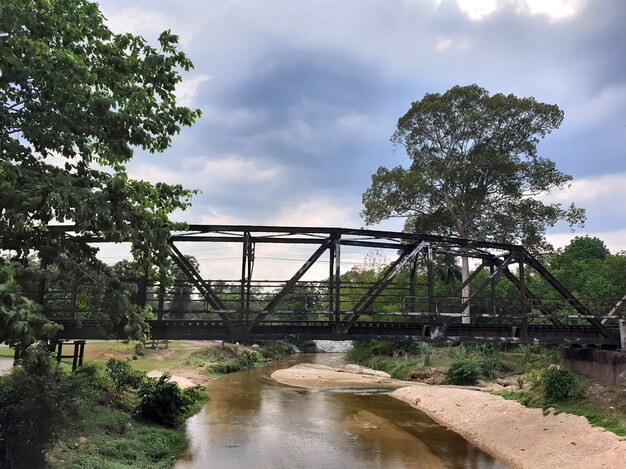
[176,354,508,469]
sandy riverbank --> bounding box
[272,364,626,469]
[271,363,412,389]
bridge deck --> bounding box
[55,319,620,346]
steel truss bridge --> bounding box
[47,225,624,346]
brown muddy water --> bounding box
[175,354,509,469]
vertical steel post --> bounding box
[519,261,528,339]
[490,264,496,316]
[246,239,254,322]
[70,275,78,320]
[426,243,435,316]
[240,232,249,325]
[334,237,341,327]
[158,268,166,320]
[328,240,335,322]
[409,256,418,314]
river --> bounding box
[175,354,508,469]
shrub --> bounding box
[137,375,206,427]
[444,359,481,385]
[294,340,318,353]
[0,350,102,467]
[106,358,146,396]
[542,367,584,402]
[261,340,294,359]
[414,342,433,366]
[480,355,504,379]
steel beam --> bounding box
[344,241,428,329]
[248,238,333,327]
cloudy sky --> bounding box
[95,0,626,276]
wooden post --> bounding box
[619,319,626,350]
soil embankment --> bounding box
[272,363,626,469]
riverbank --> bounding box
[45,340,295,467]
[272,363,626,469]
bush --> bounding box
[480,355,504,379]
[261,341,294,359]
[0,350,103,467]
[106,358,146,396]
[137,375,206,427]
[444,359,481,385]
[294,340,318,353]
[209,345,264,374]
[542,367,584,402]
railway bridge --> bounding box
[45,225,625,347]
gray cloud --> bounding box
[104,0,626,247]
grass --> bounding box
[49,405,189,468]
[346,341,626,437]
[3,339,289,468]
[498,388,626,437]
[0,346,15,358]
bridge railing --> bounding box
[36,279,626,327]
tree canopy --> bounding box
[362,84,585,250]
[0,0,200,350]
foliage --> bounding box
[49,399,191,469]
[443,358,481,385]
[293,340,318,353]
[362,84,584,251]
[551,236,610,269]
[260,340,296,359]
[347,340,436,377]
[165,256,200,319]
[0,259,61,353]
[137,374,206,427]
[542,367,584,402]
[106,358,146,396]
[208,344,264,374]
[0,350,103,467]
[0,0,200,349]
[546,237,626,312]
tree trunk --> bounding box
[461,256,471,324]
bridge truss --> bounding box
[49,225,622,346]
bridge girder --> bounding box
[38,224,623,346]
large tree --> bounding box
[362,84,584,323]
[0,0,201,350]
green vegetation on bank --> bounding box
[497,367,626,437]
[0,349,206,468]
[0,340,295,468]
[346,340,626,436]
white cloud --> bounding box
[270,197,360,228]
[457,0,499,20]
[544,173,626,205]
[175,74,210,108]
[547,229,626,254]
[455,0,586,21]
[128,154,284,194]
[103,8,172,38]
[519,0,586,20]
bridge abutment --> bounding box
[561,347,626,388]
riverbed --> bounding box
[175,354,507,469]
